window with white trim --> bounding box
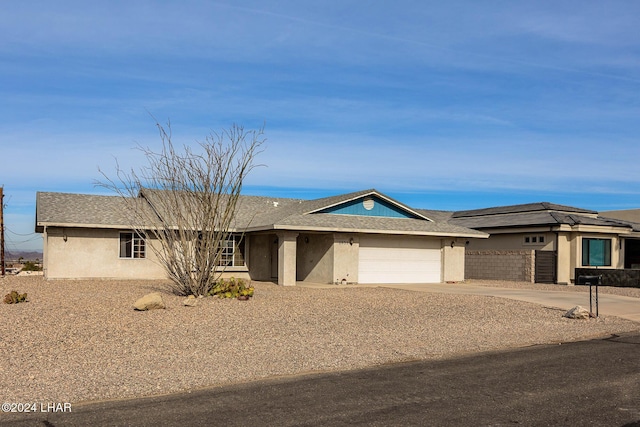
[216,235,245,267]
[119,232,146,259]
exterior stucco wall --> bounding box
[332,234,359,284]
[43,227,467,285]
[295,233,359,284]
[442,239,465,282]
[277,231,298,286]
[466,230,626,284]
[296,233,334,283]
[43,226,166,280]
[295,232,460,285]
[556,232,572,284]
[465,232,554,251]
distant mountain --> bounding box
[5,250,43,261]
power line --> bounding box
[6,228,37,237]
[6,235,42,244]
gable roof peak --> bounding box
[303,189,433,222]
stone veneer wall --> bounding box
[465,250,535,283]
[575,268,640,288]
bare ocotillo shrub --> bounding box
[99,121,265,296]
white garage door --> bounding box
[358,235,441,284]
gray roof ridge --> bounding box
[142,187,304,204]
[548,211,568,224]
[453,201,596,218]
[37,190,121,198]
[304,189,377,208]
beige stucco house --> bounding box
[448,202,640,284]
[35,189,487,285]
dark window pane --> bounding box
[120,233,132,258]
[582,238,611,266]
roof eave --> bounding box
[36,222,152,230]
[266,224,487,238]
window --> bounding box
[524,235,546,245]
[582,238,611,266]
[120,232,146,259]
[216,235,245,267]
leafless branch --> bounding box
[97,121,265,296]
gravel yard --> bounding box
[1,276,638,405]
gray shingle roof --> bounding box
[265,212,485,236]
[36,189,487,238]
[453,202,596,218]
[449,202,636,231]
[35,192,155,232]
[450,211,562,229]
[236,189,485,237]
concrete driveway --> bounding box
[379,282,640,322]
[297,281,640,322]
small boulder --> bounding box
[134,292,166,311]
[563,305,590,320]
[183,295,199,307]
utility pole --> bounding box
[0,186,5,276]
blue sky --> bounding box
[1,1,640,251]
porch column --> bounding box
[556,232,571,285]
[277,231,299,286]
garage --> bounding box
[358,235,442,284]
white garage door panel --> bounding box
[358,236,441,284]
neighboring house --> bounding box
[35,189,487,285]
[600,209,640,270]
[600,209,640,224]
[448,202,640,284]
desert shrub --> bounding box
[4,291,28,304]
[21,261,42,272]
[207,277,254,300]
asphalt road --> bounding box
[3,332,640,427]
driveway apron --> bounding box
[378,282,640,322]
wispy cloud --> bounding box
[2,0,640,250]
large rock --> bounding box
[134,293,166,311]
[183,295,199,307]
[563,305,590,320]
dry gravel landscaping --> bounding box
[1,275,639,406]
